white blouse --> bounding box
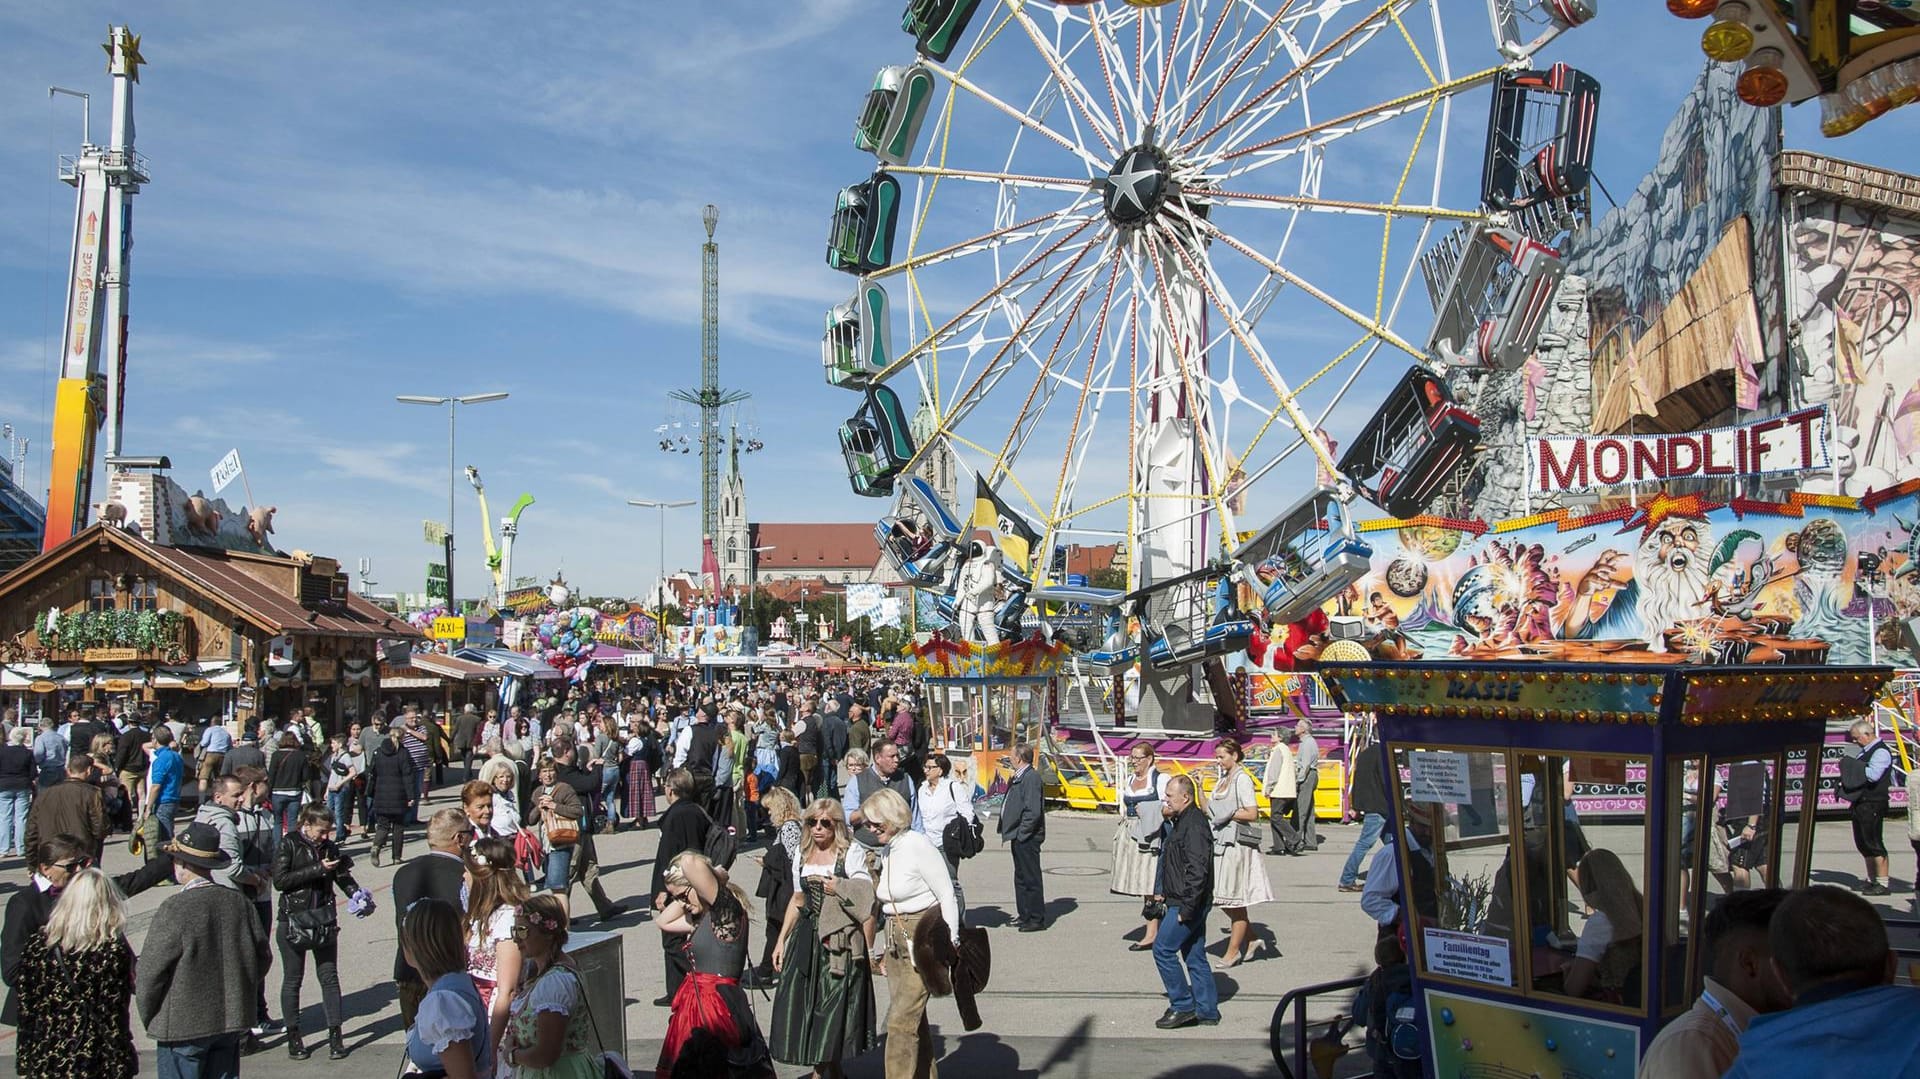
[791,844,874,892]
[491,792,522,838]
[914,778,977,852]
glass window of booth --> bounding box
[1517,752,1651,1012]
[1390,747,1520,990]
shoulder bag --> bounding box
[544,788,580,848]
[1231,772,1262,849]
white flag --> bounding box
[845,583,888,621]
[210,448,244,494]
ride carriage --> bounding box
[827,171,903,275]
[1231,485,1374,626]
[1128,567,1256,672]
[1486,0,1598,61]
[1482,62,1601,214]
[823,279,892,388]
[855,63,936,165]
[901,0,981,63]
[1025,584,1138,670]
[1338,365,1482,520]
[839,383,917,497]
[1422,222,1566,371]
[876,475,966,586]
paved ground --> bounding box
[2,775,1914,1078]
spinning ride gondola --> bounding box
[839,384,917,497]
[1232,485,1374,627]
[1338,366,1483,521]
[823,279,893,388]
[877,476,967,586]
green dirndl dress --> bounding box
[767,870,877,1066]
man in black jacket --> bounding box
[554,744,625,924]
[998,742,1048,931]
[650,768,707,1006]
[1339,734,1391,893]
[818,700,849,800]
[390,808,470,1027]
[1151,774,1219,1029]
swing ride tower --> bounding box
[668,205,751,550]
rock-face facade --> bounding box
[1457,275,1593,522]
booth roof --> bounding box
[409,652,503,682]
[455,647,564,680]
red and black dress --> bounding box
[656,887,774,1079]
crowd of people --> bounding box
[4,677,1919,1078]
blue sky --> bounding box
[0,2,1916,600]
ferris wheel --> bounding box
[825,0,1599,645]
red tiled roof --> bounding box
[1060,544,1120,576]
[749,523,880,570]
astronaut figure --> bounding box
[953,540,1004,644]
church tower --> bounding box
[909,400,958,512]
[717,421,751,589]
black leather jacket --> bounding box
[1159,805,1213,923]
[271,830,360,923]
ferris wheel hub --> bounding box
[1100,143,1173,230]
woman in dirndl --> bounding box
[768,798,877,1079]
[655,850,775,1079]
[624,720,656,829]
[1110,743,1170,952]
[1207,738,1272,969]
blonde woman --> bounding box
[770,798,877,1078]
[1208,738,1272,969]
[1111,744,1170,952]
[654,851,775,1077]
[15,868,136,1078]
[865,787,960,1079]
[749,786,806,987]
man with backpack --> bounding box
[1839,720,1897,895]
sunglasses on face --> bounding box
[51,858,90,873]
[803,817,834,829]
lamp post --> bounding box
[746,544,776,654]
[627,498,694,611]
[397,392,509,615]
[799,586,810,652]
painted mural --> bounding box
[1788,202,1920,499]
[1235,487,1920,671]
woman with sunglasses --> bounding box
[769,800,877,1079]
[864,787,960,1079]
[1111,744,1171,952]
[2,835,170,1031]
[654,850,775,1078]
[501,893,601,1078]
[13,867,136,1079]
[400,896,490,1079]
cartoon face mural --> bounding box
[1227,487,1920,670]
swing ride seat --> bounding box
[1422,222,1510,368]
[1231,485,1375,626]
[1027,584,1137,668]
[823,279,892,387]
[1482,62,1600,213]
[1337,366,1482,520]
[1486,0,1597,61]
[1126,569,1256,672]
[901,0,982,63]
[1473,229,1565,370]
[855,62,936,165]
[839,383,917,497]
[826,171,903,276]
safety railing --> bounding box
[1270,975,1368,1079]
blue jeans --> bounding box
[1340,812,1387,887]
[1153,909,1219,1020]
[0,788,29,852]
[272,793,301,834]
[154,801,179,842]
[327,787,351,841]
[156,1033,243,1079]
[545,846,574,892]
[601,766,621,824]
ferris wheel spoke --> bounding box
[1007,3,1124,159]
[1194,187,1480,222]
[877,215,1103,387]
[1169,0,1302,146]
[921,232,1110,476]
[1080,4,1135,147]
[877,198,1098,282]
[1171,202,1424,360]
[1199,66,1497,180]
[1147,0,1191,132]
[890,164,1096,197]
[1179,0,1416,155]
[925,60,1109,172]
[994,249,1125,488]
[1045,256,1130,528]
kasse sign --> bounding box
[1530,407,1830,495]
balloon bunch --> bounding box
[406,606,454,654]
[532,605,599,675]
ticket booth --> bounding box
[1317,660,1895,1077]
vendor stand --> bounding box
[1315,659,1896,1078]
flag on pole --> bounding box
[972,474,1038,572]
[210,448,244,494]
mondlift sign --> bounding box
[1530,407,1830,495]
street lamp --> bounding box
[627,498,694,610]
[745,544,776,654]
[397,392,510,613]
[799,586,810,652]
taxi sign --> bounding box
[431,616,466,641]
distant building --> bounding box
[713,432,883,591]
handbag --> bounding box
[283,904,339,950]
[546,818,580,848]
[1234,821,1262,849]
[1141,897,1168,921]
